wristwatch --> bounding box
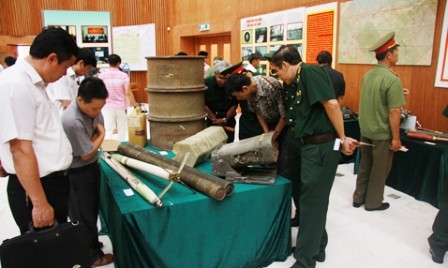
[222,118,227,124]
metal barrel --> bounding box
[145,56,206,150]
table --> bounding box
[99,149,291,268]
[353,126,448,208]
[387,130,448,207]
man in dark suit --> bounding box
[316,50,346,104]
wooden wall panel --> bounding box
[0,0,168,105]
[169,0,448,132]
[0,0,447,131]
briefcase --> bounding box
[0,221,91,268]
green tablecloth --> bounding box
[99,149,291,268]
[353,127,448,207]
[387,130,448,207]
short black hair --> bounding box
[78,77,109,103]
[248,52,261,64]
[316,51,332,65]
[30,27,79,63]
[76,48,97,68]
[198,51,208,57]
[4,56,16,67]
[107,54,121,66]
[225,73,251,95]
[176,51,188,56]
[271,45,302,68]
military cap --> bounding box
[443,105,448,118]
[369,32,400,55]
[220,61,244,75]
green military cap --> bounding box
[369,32,400,55]
[220,61,244,75]
[443,105,448,118]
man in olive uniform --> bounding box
[270,45,358,268]
[204,61,238,142]
[353,32,406,211]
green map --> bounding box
[338,0,437,66]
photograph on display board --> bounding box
[242,47,254,61]
[290,43,303,57]
[241,29,254,44]
[269,44,282,54]
[270,24,284,42]
[49,25,76,42]
[89,47,109,64]
[255,27,267,43]
[258,63,267,76]
[287,22,303,40]
[82,25,108,43]
[255,46,267,57]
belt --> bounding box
[44,170,68,178]
[68,161,99,174]
[7,170,68,178]
[300,133,336,145]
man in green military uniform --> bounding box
[204,61,238,142]
[270,45,358,268]
[353,32,406,211]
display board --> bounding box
[435,2,448,88]
[240,3,337,74]
[42,10,112,65]
[338,0,437,66]
[112,24,156,71]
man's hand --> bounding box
[389,138,402,152]
[32,199,55,228]
[341,137,359,155]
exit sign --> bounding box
[199,23,210,32]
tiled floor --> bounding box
[0,163,445,267]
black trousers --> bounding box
[7,173,70,234]
[429,202,448,256]
[283,131,301,217]
[67,163,104,262]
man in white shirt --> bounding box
[245,52,262,75]
[47,48,97,117]
[0,28,78,233]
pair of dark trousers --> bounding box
[353,137,394,209]
[283,131,301,217]
[7,173,70,234]
[291,139,340,268]
[428,202,448,257]
[68,163,104,263]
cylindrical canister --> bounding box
[146,56,206,150]
[128,106,147,147]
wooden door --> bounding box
[196,35,231,66]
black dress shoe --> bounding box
[290,247,325,262]
[291,216,299,227]
[314,251,325,262]
[430,248,444,264]
[353,202,363,208]
[365,202,390,211]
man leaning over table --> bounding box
[270,44,358,268]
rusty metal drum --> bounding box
[145,56,206,150]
